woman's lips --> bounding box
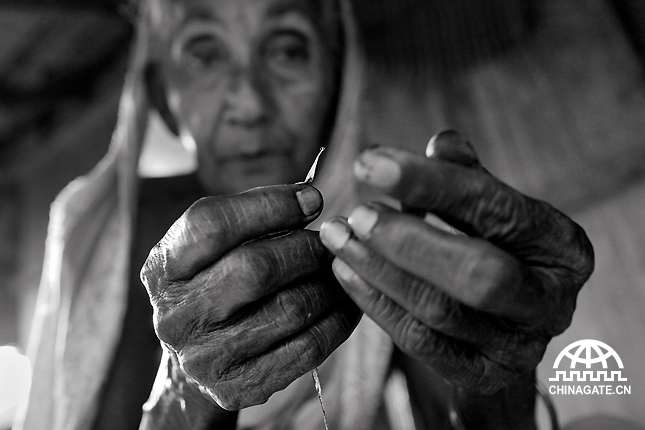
[219,151,295,175]
[221,150,292,162]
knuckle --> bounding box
[214,362,282,410]
[211,390,237,411]
[286,341,321,376]
[459,352,520,395]
[473,337,545,394]
[273,288,314,332]
[139,253,159,296]
[423,295,458,329]
[179,345,227,392]
[184,197,227,242]
[154,306,196,351]
[396,316,435,356]
[473,360,515,394]
[472,182,521,239]
[200,377,243,411]
[177,349,203,381]
[183,197,210,221]
[216,381,272,410]
[214,389,246,411]
[144,198,228,284]
[296,305,359,369]
[537,203,595,286]
[364,289,398,323]
[407,281,456,329]
[569,224,595,283]
[490,335,545,371]
[140,242,174,295]
[301,324,335,366]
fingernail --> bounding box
[348,205,378,239]
[296,187,322,216]
[320,220,351,250]
[426,130,479,166]
[333,258,355,281]
[425,135,439,158]
[354,150,401,189]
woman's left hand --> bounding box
[319,131,594,394]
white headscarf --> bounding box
[15,1,392,430]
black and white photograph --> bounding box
[1,1,644,429]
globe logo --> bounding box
[553,339,623,369]
[549,339,627,382]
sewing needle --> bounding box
[305,147,325,184]
[302,147,329,430]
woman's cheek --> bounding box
[179,92,227,142]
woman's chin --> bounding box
[199,161,303,195]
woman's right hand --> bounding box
[140,184,361,412]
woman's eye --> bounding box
[264,32,311,72]
[182,36,226,70]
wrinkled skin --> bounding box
[141,184,362,410]
[141,0,350,414]
[141,131,594,415]
[320,131,595,393]
[148,0,339,195]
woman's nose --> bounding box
[224,70,269,126]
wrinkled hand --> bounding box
[320,131,594,394]
[141,184,361,410]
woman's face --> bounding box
[158,0,339,194]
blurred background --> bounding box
[1,0,645,428]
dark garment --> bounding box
[92,173,205,430]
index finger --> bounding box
[353,146,593,277]
[142,184,323,283]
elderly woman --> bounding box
[17,0,595,429]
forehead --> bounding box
[162,0,323,29]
